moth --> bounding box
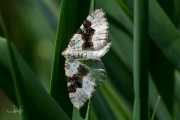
[62,9,111,109]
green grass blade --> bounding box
[156,0,176,24]
[174,70,180,120]
[0,36,69,119]
[122,0,176,118]
[72,108,81,120]
[84,101,91,120]
[149,75,172,120]
[151,96,161,120]
[96,0,133,46]
[96,1,174,119]
[50,0,94,119]
[0,38,18,105]
[149,40,174,115]
[89,0,94,13]
[0,13,31,119]
[115,0,133,19]
[133,0,149,119]
[122,0,180,72]
[101,80,132,120]
[149,0,175,115]
[103,50,134,103]
[1,0,179,119]
[49,0,79,117]
[148,1,175,113]
[72,105,90,120]
[92,90,117,120]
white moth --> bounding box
[62,9,111,109]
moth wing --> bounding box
[62,9,111,58]
[65,58,106,109]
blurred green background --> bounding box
[0,0,180,120]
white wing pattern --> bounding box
[62,9,111,109]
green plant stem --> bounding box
[133,0,149,120]
[151,96,161,120]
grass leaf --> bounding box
[0,37,69,119]
[151,96,161,120]
[49,0,79,117]
[50,0,93,119]
[122,0,180,72]
[133,0,149,119]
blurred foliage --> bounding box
[0,0,180,120]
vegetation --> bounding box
[0,0,180,119]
